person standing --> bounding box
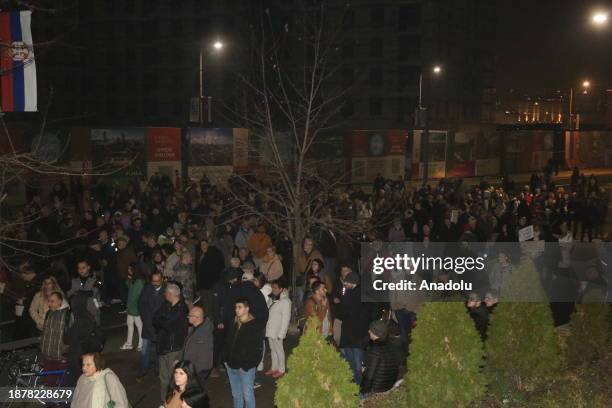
[164,360,208,408]
[71,352,130,408]
[260,246,283,282]
[30,276,66,332]
[333,269,369,384]
[360,320,399,398]
[182,306,214,386]
[303,281,333,339]
[120,263,144,351]
[154,282,189,405]
[226,299,262,408]
[136,271,165,381]
[67,259,101,323]
[264,280,291,378]
[39,291,70,386]
[196,239,225,316]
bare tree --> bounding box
[220,2,375,308]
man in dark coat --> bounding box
[136,271,165,381]
[182,305,214,385]
[361,320,399,396]
[333,268,369,384]
[196,239,225,315]
[153,281,188,404]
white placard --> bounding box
[518,225,534,242]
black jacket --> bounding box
[138,283,165,340]
[223,281,269,329]
[468,305,489,341]
[153,299,189,354]
[334,286,369,348]
[361,339,399,394]
[196,246,225,291]
[225,317,263,370]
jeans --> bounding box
[341,347,363,384]
[395,309,416,350]
[138,338,157,376]
[226,365,256,408]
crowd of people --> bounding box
[0,164,609,407]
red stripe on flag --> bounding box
[0,13,13,112]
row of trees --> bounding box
[275,258,610,407]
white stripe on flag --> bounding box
[20,11,37,112]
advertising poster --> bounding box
[449,132,476,177]
[188,128,233,166]
[146,127,182,183]
[345,130,407,182]
[91,128,146,182]
[233,128,249,170]
[411,130,447,179]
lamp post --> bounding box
[591,11,609,26]
[568,79,591,163]
[198,40,224,125]
[417,65,443,184]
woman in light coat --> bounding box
[29,276,67,331]
[71,352,130,408]
[260,246,284,282]
[264,280,292,378]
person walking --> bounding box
[120,263,144,351]
[154,282,189,405]
[71,352,130,408]
[182,306,214,386]
[264,280,291,378]
[136,271,165,381]
[225,298,263,408]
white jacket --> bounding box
[265,291,292,339]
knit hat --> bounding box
[369,320,389,339]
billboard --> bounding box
[187,128,249,182]
[146,127,181,162]
[449,132,476,177]
[91,128,146,181]
[412,130,447,179]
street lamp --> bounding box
[417,65,444,184]
[569,79,591,129]
[592,11,609,25]
[198,39,225,124]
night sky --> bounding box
[496,0,612,94]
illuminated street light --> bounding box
[582,80,591,88]
[433,65,442,75]
[592,11,609,25]
[213,40,224,50]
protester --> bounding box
[164,360,208,408]
[136,271,165,381]
[182,306,214,385]
[67,259,101,323]
[71,352,130,408]
[39,291,70,386]
[196,239,225,314]
[12,264,40,339]
[154,282,189,404]
[303,281,333,339]
[260,246,283,282]
[30,275,66,332]
[121,262,144,351]
[225,298,262,408]
[265,280,291,378]
[360,320,399,398]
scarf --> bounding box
[91,368,112,408]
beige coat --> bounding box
[72,369,129,408]
[29,291,67,331]
[260,255,284,281]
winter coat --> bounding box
[153,299,189,355]
[247,232,272,259]
[196,246,225,291]
[226,315,264,370]
[234,227,253,250]
[334,287,369,348]
[40,305,70,360]
[72,369,129,408]
[265,291,291,339]
[361,339,399,394]
[260,254,284,282]
[223,281,269,329]
[30,290,67,331]
[293,247,324,277]
[182,318,214,372]
[172,263,196,304]
[115,245,137,280]
[138,283,165,340]
[126,278,144,316]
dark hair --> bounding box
[234,298,250,308]
[76,259,89,266]
[165,360,202,403]
[161,243,174,254]
[82,352,106,371]
[49,291,63,302]
[311,281,326,293]
[270,279,288,289]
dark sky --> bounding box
[496,0,612,94]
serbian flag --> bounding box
[0,11,36,112]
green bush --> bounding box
[392,302,486,408]
[275,316,359,408]
[566,303,610,367]
[486,257,561,391]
